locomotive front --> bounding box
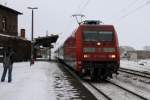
[76,20,120,80]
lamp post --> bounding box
[28,7,38,65]
[27,7,38,41]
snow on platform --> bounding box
[0,61,94,100]
[0,62,57,100]
[0,60,149,100]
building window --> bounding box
[2,17,7,32]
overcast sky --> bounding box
[0,0,150,49]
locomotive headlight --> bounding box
[97,42,101,46]
[109,54,116,58]
[84,54,90,58]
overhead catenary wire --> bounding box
[76,0,147,23]
[117,0,150,22]
[79,0,144,23]
[56,1,87,47]
[79,0,91,13]
[124,0,141,10]
[72,0,91,24]
[106,0,143,23]
[61,1,90,48]
[118,0,142,12]
[77,0,87,12]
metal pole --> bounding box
[27,7,38,41]
[27,7,38,65]
[31,9,34,41]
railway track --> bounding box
[85,81,112,100]
[59,61,113,100]
[119,68,150,79]
[59,61,149,100]
[58,61,98,100]
[108,80,148,100]
[86,80,149,100]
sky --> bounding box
[0,0,150,50]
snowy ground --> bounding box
[0,59,150,100]
[121,59,150,73]
[0,62,57,100]
[82,59,150,100]
[0,61,96,100]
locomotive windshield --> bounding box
[83,31,113,41]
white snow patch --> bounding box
[0,62,57,100]
[121,59,150,73]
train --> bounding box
[56,20,120,80]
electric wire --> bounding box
[77,0,86,12]
[125,0,141,9]
[72,0,92,24]
[117,0,150,22]
[79,0,91,14]
[106,0,143,23]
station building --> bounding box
[0,4,31,62]
[0,4,22,36]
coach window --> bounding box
[2,17,7,32]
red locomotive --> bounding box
[56,20,120,80]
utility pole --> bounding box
[27,7,38,65]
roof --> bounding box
[35,35,59,47]
[0,33,30,47]
[0,4,22,15]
